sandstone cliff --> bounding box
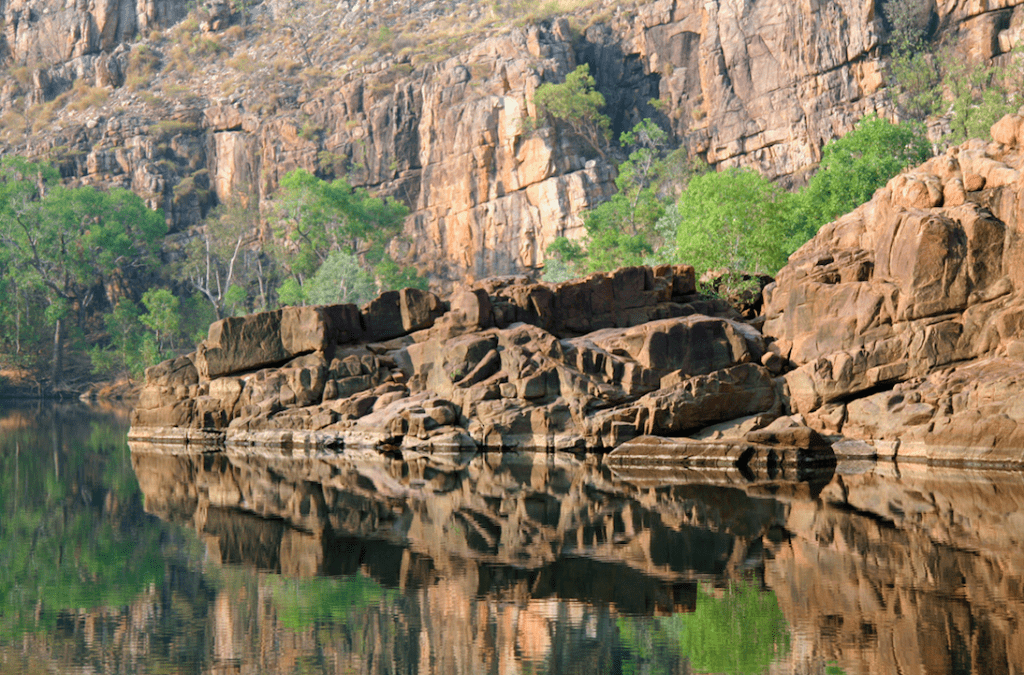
[765,111,1024,464]
[4,0,1024,286]
[130,111,1024,468]
[131,263,828,463]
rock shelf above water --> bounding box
[131,114,1024,468]
[131,264,816,468]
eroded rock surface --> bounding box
[132,264,820,464]
[9,0,1024,288]
[133,115,1024,467]
[763,112,1024,464]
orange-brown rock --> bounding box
[9,0,1024,291]
[131,266,789,455]
[763,112,1024,465]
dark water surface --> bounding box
[2,403,1023,674]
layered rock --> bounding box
[132,264,831,466]
[763,112,1024,464]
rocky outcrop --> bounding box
[131,263,834,467]
[763,112,1024,465]
[7,0,1024,288]
[132,113,1024,468]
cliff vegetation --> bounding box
[2,0,1024,393]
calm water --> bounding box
[2,403,1024,674]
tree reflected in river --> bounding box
[3,403,1024,673]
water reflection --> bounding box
[4,403,1024,674]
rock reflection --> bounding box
[129,444,1024,674]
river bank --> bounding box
[131,114,1024,468]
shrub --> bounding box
[528,63,611,157]
[149,120,200,138]
[656,167,790,276]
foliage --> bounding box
[544,118,704,281]
[0,157,167,383]
[883,0,932,55]
[664,582,790,674]
[790,114,931,242]
[375,254,429,292]
[270,168,424,305]
[89,299,154,380]
[277,277,306,307]
[273,168,408,279]
[264,573,392,631]
[0,407,167,640]
[304,249,378,306]
[943,50,1019,144]
[887,50,943,120]
[656,167,791,277]
[178,195,262,320]
[140,288,181,351]
[528,64,611,157]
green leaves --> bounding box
[553,114,932,285]
[272,168,422,306]
[658,167,790,277]
[794,114,931,234]
[304,249,378,306]
[529,63,612,157]
[0,157,167,381]
[275,168,408,279]
[544,118,695,282]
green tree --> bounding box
[656,167,790,276]
[276,277,306,307]
[528,63,612,158]
[271,168,422,303]
[179,195,259,320]
[943,51,1017,144]
[274,169,408,280]
[883,0,931,55]
[544,119,702,281]
[792,114,931,242]
[140,288,181,352]
[0,157,166,385]
[303,250,377,306]
[90,299,147,380]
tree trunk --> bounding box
[51,317,64,387]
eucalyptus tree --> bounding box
[0,157,166,385]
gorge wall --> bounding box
[130,111,1024,468]
[4,0,1024,287]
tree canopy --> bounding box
[529,63,612,157]
[0,157,167,383]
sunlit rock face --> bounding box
[763,114,1024,464]
[130,110,1024,466]
[132,264,832,461]
[8,0,1024,286]
[129,444,1024,674]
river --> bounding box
[1,401,1022,674]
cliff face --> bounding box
[4,0,1024,286]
